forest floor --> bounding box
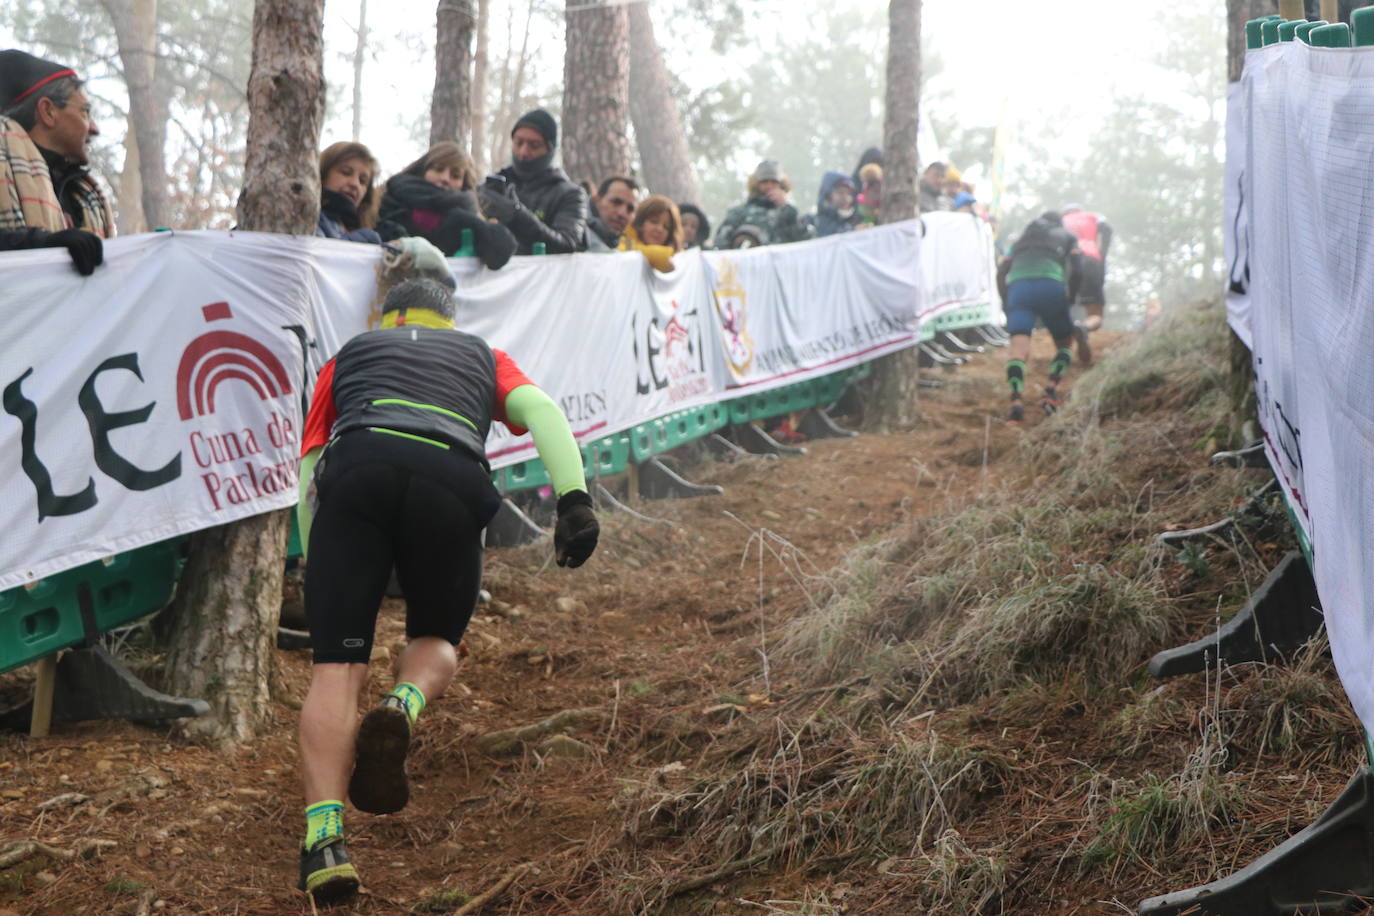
[1,305,1368,915]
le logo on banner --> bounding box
[4,302,298,522]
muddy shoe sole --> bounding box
[349,705,411,815]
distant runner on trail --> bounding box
[292,279,600,903]
[1060,204,1113,366]
[997,211,1082,425]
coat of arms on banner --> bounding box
[713,258,754,377]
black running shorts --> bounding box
[304,429,502,664]
[1076,256,1106,307]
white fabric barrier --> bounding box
[916,211,1000,325]
[0,216,995,590]
[1234,42,1374,736]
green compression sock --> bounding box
[1049,348,1072,382]
[388,682,426,725]
[304,799,344,850]
[1006,360,1026,397]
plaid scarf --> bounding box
[0,115,113,237]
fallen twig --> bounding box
[660,842,790,900]
[0,840,73,869]
[452,862,534,914]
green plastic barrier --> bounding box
[1246,18,1266,49]
[1311,23,1352,47]
[1354,7,1374,45]
[494,367,873,492]
[1297,20,1328,43]
[0,538,187,675]
[1278,20,1302,42]
[1261,18,1283,45]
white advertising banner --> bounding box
[1237,42,1374,736]
[1224,80,1252,348]
[917,211,998,324]
[702,221,922,393]
[0,216,993,589]
[0,232,310,590]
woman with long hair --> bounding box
[622,194,682,272]
[318,141,382,243]
[377,142,516,269]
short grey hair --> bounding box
[381,279,457,320]
[4,75,84,131]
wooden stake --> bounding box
[29,654,57,738]
[1278,0,1304,20]
[1321,0,1338,23]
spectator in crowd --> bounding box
[813,171,861,237]
[585,175,638,252]
[856,163,882,226]
[293,278,599,904]
[376,142,516,270]
[479,108,588,254]
[952,191,977,214]
[0,49,110,274]
[317,141,381,244]
[852,146,883,192]
[996,210,1082,425]
[677,202,710,249]
[714,159,811,249]
[1060,203,1114,365]
[918,161,949,213]
[942,165,965,201]
[623,194,682,272]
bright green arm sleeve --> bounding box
[297,446,321,559]
[503,384,587,496]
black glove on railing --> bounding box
[46,228,103,276]
[554,490,599,568]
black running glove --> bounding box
[46,229,104,276]
[554,490,599,568]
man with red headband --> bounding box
[0,49,111,274]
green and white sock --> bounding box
[1006,360,1026,398]
[304,799,344,850]
[1049,348,1072,383]
[388,682,426,725]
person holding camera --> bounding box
[477,109,588,255]
[376,141,516,270]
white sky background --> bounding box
[2,0,1193,195]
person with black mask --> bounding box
[0,49,110,275]
[376,142,517,270]
[477,109,588,255]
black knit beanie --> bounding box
[512,108,558,150]
[0,49,77,110]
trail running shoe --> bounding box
[1041,389,1062,415]
[1008,401,1025,426]
[298,835,360,904]
[1074,323,1093,367]
[349,698,411,815]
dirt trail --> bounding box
[0,333,1115,915]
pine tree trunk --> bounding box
[866,0,922,432]
[102,0,169,229]
[164,0,324,746]
[431,0,474,149]
[561,0,631,187]
[470,0,489,174]
[116,120,145,234]
[626,1,697,202]
[351,0,368,141]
